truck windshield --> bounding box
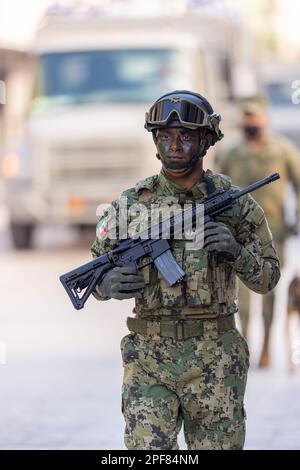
[265,82,295,107]
[35,48,186,105]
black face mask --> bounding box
[243,125,261,138]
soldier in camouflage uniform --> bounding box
[91,91,280,450]
[218,99,300,367]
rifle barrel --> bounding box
[231,173,280,201]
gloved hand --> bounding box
[204,220,242,261]
[99,266,146,300]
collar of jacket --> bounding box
[157,169,211,200]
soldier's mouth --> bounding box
[167,155,184,160]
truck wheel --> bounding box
[10,223,34,249]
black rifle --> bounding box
[60,173,280,310]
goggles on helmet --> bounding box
[145,97,222,138]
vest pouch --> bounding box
[136,261,161,311]
[157,247,185,308]
[185,249,212,307]
[211,256,237,305]
[186,269,212,306]
[213,265,227,304]
[223,263,237,305]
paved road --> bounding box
[1,223,300,450]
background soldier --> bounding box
[91,91,280,450]
[218,98,300,367]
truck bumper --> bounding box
[5,182,103,225]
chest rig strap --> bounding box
[203,172,217,197]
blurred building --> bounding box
[0,2,257,248]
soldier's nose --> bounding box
[170,136,183,150]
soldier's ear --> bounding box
[199,131,213,157]
[204,131,213,148]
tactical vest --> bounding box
[123,172,239,320]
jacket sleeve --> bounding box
[90,199,120,301]
[230,194,281,294]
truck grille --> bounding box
[49,143,141,181]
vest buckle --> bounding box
[174,320,185,341]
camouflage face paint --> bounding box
[156,128,200,170]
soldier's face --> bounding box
[241,113,267,140]
[156,127,200,172]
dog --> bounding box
[286,276,300,373]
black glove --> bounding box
[99,266,145,300]
[204,221,242,261]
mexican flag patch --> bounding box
[97,217,108,239]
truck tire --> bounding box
[10,223,34,249]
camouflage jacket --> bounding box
[218,134,300,243]
[91,169,280,319]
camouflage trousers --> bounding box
[120,319,249,450]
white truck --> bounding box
[1,7,255,248]
[260,61,300,149]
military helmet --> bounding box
[144,90,224,145]
[240,95,268,116]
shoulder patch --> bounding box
[96,200,118,241]
[96,216,108,239]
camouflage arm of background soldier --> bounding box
[229,194,281,294]
[282,139,300,224]
[214,147,234,175]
